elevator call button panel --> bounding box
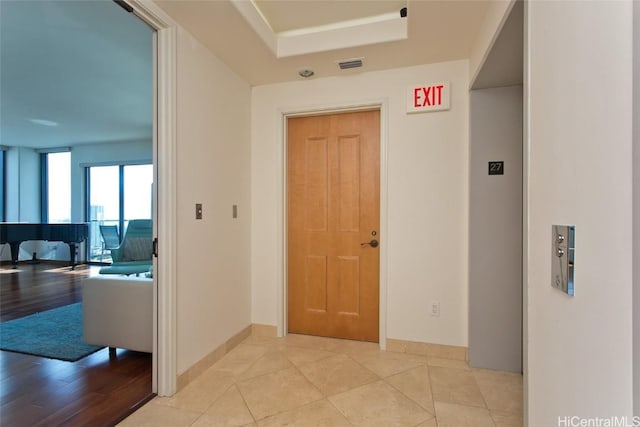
[552,225,575,296]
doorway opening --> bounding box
[468,0,524,373]
[0,0,172,423]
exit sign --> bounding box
[407,81,450,113]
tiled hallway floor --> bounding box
[119,334,522,426]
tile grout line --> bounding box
[290,353,326,399]
[231,344,286,422]
[237,349,328,423]
[469,369,494,415]
[428,365,503,427]
[325,397,357,427]
[472,368,525,423]
[286,343,371,424]
[234,383,258,425]
[332,352,385,395]
[318,347,374,427]
[383,365,437,418]
[426,362,439,424]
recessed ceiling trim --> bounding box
[278,12,399,38]
[230,0,277,54]
[278,15,406,58]
[230,0,407,59]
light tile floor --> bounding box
[119,334,523,426]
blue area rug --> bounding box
[0,303,103,362]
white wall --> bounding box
[527,1,633,423]
[251,60,470,347]
[4,147,20,222]
[175,27,252,374]
[1,146,41,261]
[4,147,23,222]
[4,146,40,223]
[469,85,522,372]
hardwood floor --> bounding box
[0,263,154,426]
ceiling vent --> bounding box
[338,58,363,70]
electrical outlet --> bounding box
[431,302,440,317]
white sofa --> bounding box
[82,275,153,353]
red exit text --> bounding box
[406,82,450,113]
[413,85,444,108]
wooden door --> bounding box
[287,110,380,342]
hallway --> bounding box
[119,333,522,426]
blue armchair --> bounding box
[99,219,153,275]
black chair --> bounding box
[99,225,120,262]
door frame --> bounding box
[278,100,389,349]
[126,0,177,396]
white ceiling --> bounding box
[0,0,153,149]
[156,0,492,86]
[254,0,407,33]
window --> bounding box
[41,151,71,223]
[86,163,153,262]
[124,164,153,222]
[88,165,120,225]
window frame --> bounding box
[85,161,153,263]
